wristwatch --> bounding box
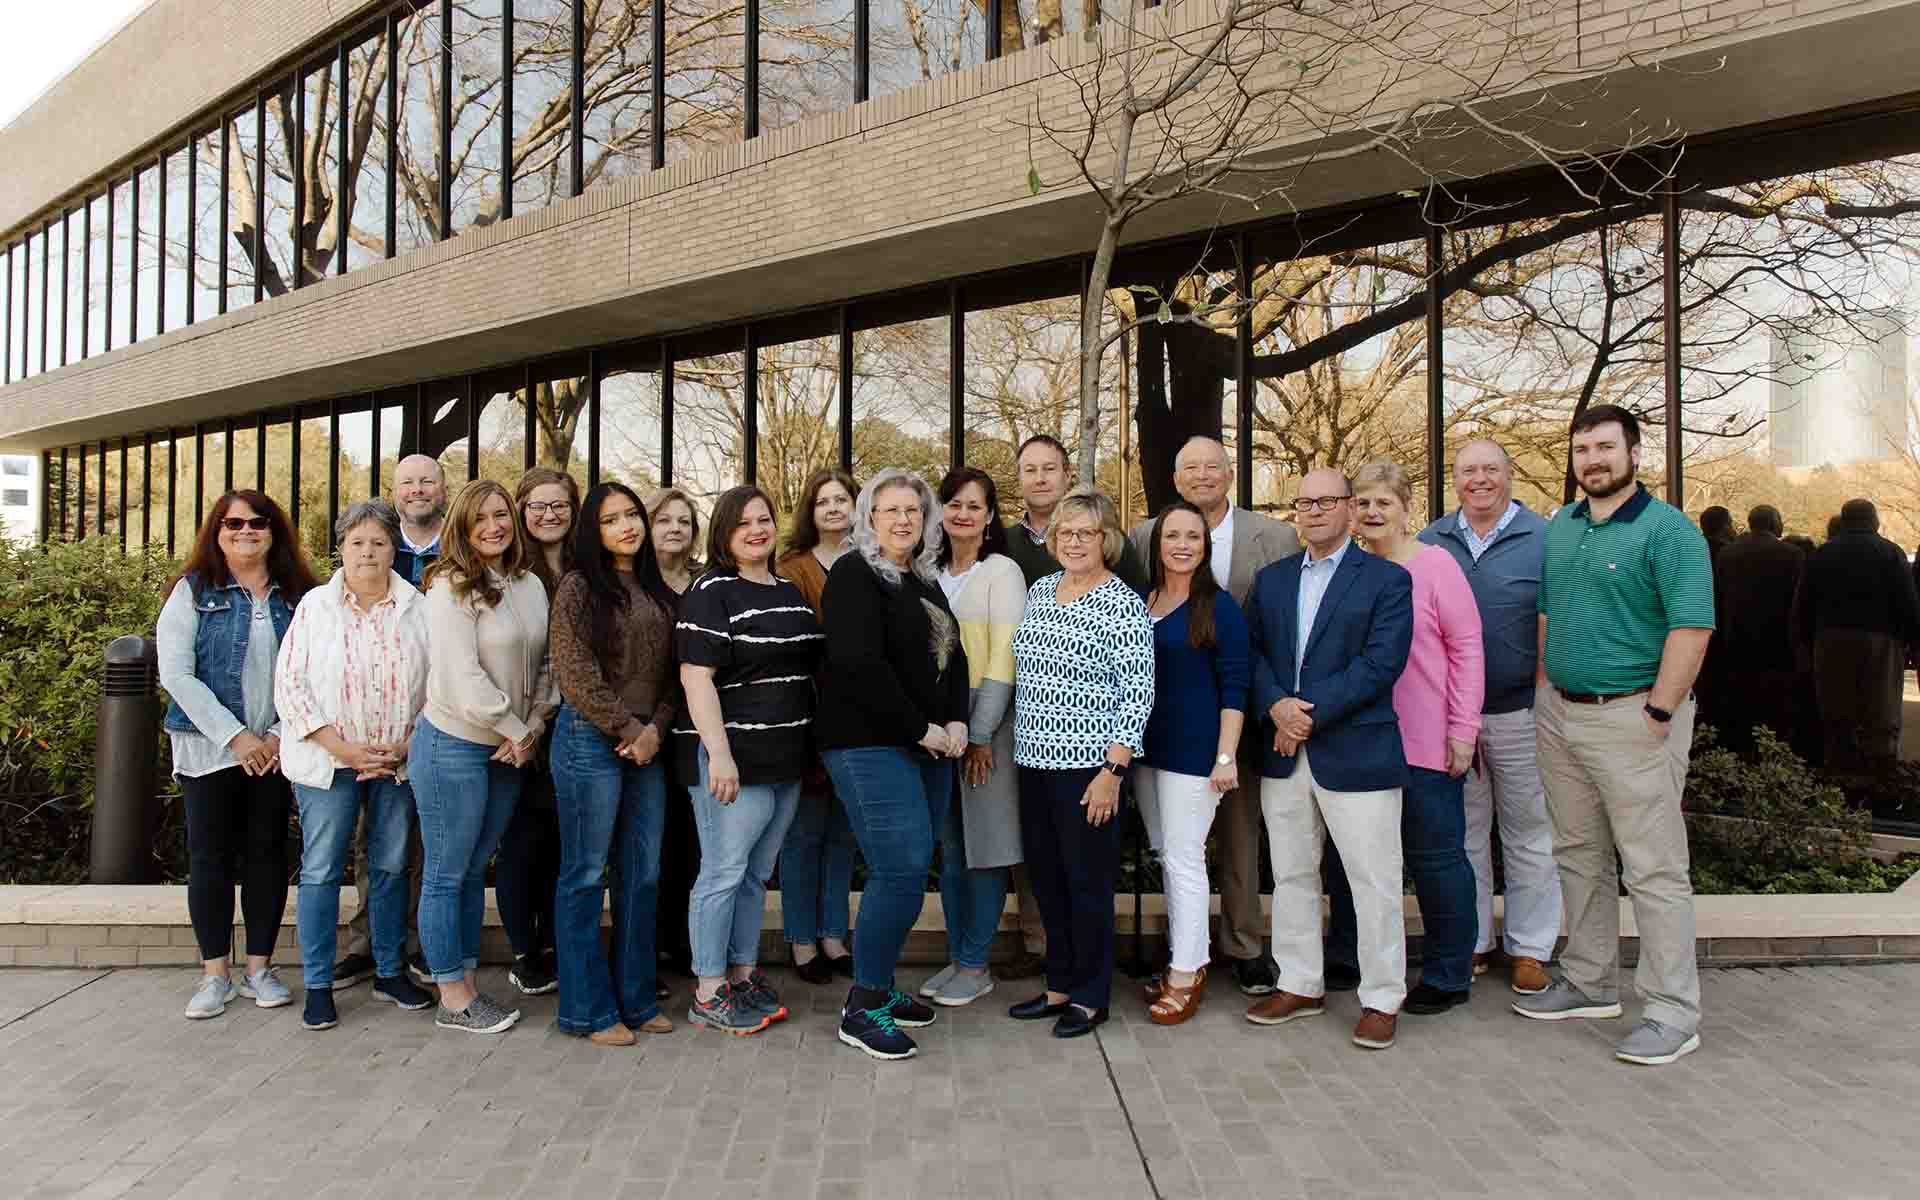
[1100,759,1129,778]
[1216,753,1234,767]
[1644,702,1673,723]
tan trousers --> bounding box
[1535,688,1700,1033]
[1212,757,1267,961]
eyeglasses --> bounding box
[523,501,572,517]
[220,516,272,531]
[1291,496,1350,513]
[874,505,920,521]
[1055,528,1102,544]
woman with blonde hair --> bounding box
[646,485,704,975]
[647,487,703,597]
[411,479,558,1035]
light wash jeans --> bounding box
[939,785,1008,970]
[686,746,801,979]
[293,769,415,989]
[410,716,524,985]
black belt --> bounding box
[1556,686,1651,706]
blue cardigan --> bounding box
[1143,591,1251,777]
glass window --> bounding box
[227,107,259,311]
[964,295,1079,521]
[582,0,655,186]
[347,28,391,269]
[300,59,340,286]
[64,210,84,364]
[664,3,745,160]
[103,444,124,545]
[447,1,505,234]
[756,332,841,518]
[262,421,295,538]
[298,410,332,558]
[1008,0,1123,44]
[851,314,949,488]
[475,382,523,484]
[425,384,470,484]
[397,4,441,249]
[531,371,591,491]
[192,129,222,320]
[229,425,259,494]
[262,78,298,296]
[87,194,109,353]
[511,0,572,212]
[25,230,44,376]
[164,148,189,331]
[870,1,985,99]
[3,245,16,381]
[599,362,665,491]
[136,163,161,341]
[672,350,748,505]
[761,0,854,133]
[1,490,28,508]
[44,221,65,370]
[370,395,406,500]
[1,455,30,476]
[111,180,133,350]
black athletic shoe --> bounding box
[330,953,375,991]
[884,988,936,1028]
[1324,963,1362,993]
[1231,955,1280,996]
[1404,983,1470,1015]
[302,989,339,1031]
[372,974,435,1011]
[839,1001,917,1060]
[509,953,558,996]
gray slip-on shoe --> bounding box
[1511,978,1622,1021]
[919,962,960,998]
[435,992,521,1034]
[933,969,995,1007]
[1615,1018,1700,1065]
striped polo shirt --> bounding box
[1538,483,1715,695]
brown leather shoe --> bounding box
[635,1013,674,1034]
[1352,1008,1396,1049]
[1244,990,1325,1026]
[589,1022,637,1047]
[1509,956,1551,995]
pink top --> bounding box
[1394,544,1485,772]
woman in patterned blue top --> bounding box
[1008,489,1154,1038]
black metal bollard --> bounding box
[91,635,161,883]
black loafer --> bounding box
[1052,1005,1109,1038]
[1324,963,1362,993]
[793,953,835,986]
[1008,995,1069,1020]
[1403,982,1470,1014]
[825,952,854,979]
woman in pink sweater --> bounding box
[1322,460,1485,1015]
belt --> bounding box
[1556,686,1651,705]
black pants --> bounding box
[181,766,291,961]
[655,754,699,971]
[494,763,560,959]
[1017,765,1119,1010]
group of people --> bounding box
[155,401,1717,1066]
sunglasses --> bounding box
[220,516,273,531]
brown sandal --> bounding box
[1148,967,1207,1026]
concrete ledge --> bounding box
[3,884,1919,969]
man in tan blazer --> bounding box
[1128,435,1301,995]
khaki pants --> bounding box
[1213,756,1267,961]
[1535,688,1699,1033]
[348,817,424,959]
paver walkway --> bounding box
[1,962,1916,1199]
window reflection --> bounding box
[163,148,189,331]
[191,129,222,320]
[262,78,298,296]
[870,0,984,99]
[396,5,440,250]
[664,0,746,160]
[299,60,340,287]
[136,164,160,340]
[346,30,390,270]
[45,221,65,370]
[672,350,747,504]
[852,314,948,487]
[760,0,854,133]
[583,0,657,184]
[111,180,133,350]
[447,1,505,234]
[227,108,259,311]
[756,333,841,517]
[64,210,84,366]
[512,0,573,212]
[86,194,109,354]
[600,364,665,491]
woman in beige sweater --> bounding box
[410,479,558,1036]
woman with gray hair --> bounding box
[817,468,972,1060]
[274,499,437,1032]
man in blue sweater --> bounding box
[1418,439,1560,998]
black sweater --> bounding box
[1795,529,1920,645]
[815,553,971,751]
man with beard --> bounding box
[1517,405,1714,1067]
[391,454,448,586]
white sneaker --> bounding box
[184,975,237,1020]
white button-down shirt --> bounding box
[1210,504,1235,590]
[1294,536,1352,686]
[1458,500,1521,561]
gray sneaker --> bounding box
[237,966,292,1009]
[1615,1018,1700,1065]
[688,982,771,1036]
[933,968,995,1007]
[919,962,960,998]
[1511,978,1622,1021]
[184,975,237,1020]
[435,992,521,1034]
[740,971,790,1022]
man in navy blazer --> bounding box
[1241,468,1414,1050]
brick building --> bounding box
[2,0,1918,547]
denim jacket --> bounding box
[159,572,296,738]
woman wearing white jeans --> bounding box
[1135,502,1250,1025]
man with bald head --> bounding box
[1241,467,1413,1048]
[1417,438,1559,997]
[1128,436,1300,996]
[392,454,448,586]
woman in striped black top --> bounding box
[674,486,824,1036]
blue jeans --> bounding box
[410,716,525,985]
[780,781,855,944]
[294,769,415,989]
[824,746,954,992]
[1327,765,1477,992]
[940,787,1009,970]
[686,746,801,979]
[549,706,666,1034]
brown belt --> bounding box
[1556,686,1651,706]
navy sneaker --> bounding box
[839,1000,918,1061]
[372,974,435,1011]
[302,988,339,1031]
[885,988,936,1028]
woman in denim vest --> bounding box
[156,490,319,1021]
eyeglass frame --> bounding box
[1291,494,1351,513]
[522,500,574,517]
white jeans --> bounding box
[1136,769,1222,973]
[1463,708,1563,960]
[1262,749,1406,1014]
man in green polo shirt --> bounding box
[1515,405,1714,1067]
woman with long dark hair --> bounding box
[549,482,683,1044]
[411,479,558,1035]
[157,490,319,1020]
[491,466,580,999]
[774,467,860,983]
[1135,501,1250,1026]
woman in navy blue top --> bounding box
[1136,501,1250,1026]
